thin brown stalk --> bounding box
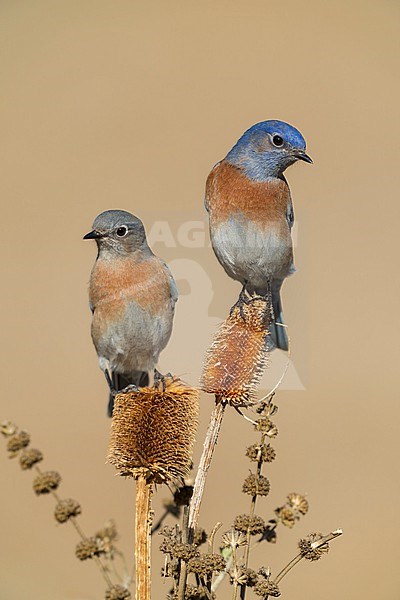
[188,398,226,539]
[33,465,114,588]
[135,474,152,600]
[274,529,343,585]
[240,434,266,600]
[177,507,189,600]
[231,544,239,600]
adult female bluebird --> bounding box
[84,210,178,415]
[205,120,312,351]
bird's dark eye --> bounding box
[272,135,284,147]
[116,226,128,237]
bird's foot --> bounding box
[118,384,139,394]
[154,369,172,392]
[104,369,115,393]
[230,284,250,320]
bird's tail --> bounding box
[108,370,149,417]
[268,290,289,351]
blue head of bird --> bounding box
[225,120,312,181]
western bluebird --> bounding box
[84,210,178,415]
[205,120,312,351]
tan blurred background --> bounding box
[1,1,399,598]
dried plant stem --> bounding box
[177,507,189,600]
[33,466,113,589]
[135,474,152,600]
[231,545,239,600]
[212,555,233,593]
[240,434,266,600]
[274,529,343,585]
[188,398,226,538]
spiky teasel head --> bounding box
[200,295,270,406]
[108,375,199,485]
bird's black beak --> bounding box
[83,230,103,240]
[294,150,313,164]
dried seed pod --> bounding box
[254,418,278,437]
[232,567,258,587]
[33,471,61,494]
[75,537,105,560]
[19,449,43,470]
[1,421,18,437]
[200,296,270,406]
[298,532,330,561]
[287,493,309,515]
[242,474,270,496]
[233,514,266,535]
[54,499,81,523]
[108,376,199,484]
[246,443,276,463]
[187,552,226,576]
[254,579,281,597]
[7,431,30,454]
[105,585,131,600]
[275,506,297,528]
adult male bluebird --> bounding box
[205,120,312,351]
[84,210,178,415]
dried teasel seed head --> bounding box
[254,579,281,597]
[105,585,131,600]
[200,296,270,406]
[75,537,105,560]
[7,431,30,454]
[287,493,309,515]
[188,553,226,576]
[19,448,43,470]
[33,471,61,494]
[233,514,266,535]
[54,498,81,523]
[246,443,276,463]
[108,376,199,484]
[298,532,330,561]
[242,474,270,496]
[1,421,18,437]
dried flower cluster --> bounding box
[298,532,330,561]
[1,422,130,600]
[275,493,309,528]
[55,499,82,523]
[108,376,199,484]
[200,295,270,406]
[105,585,132,600]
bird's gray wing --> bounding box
[204,161,221,212]
[281,175,294,230]
[286,194,295,230]
[161,260,179,308]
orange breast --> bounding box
[205,161,291,225]
[89,254,171,321]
